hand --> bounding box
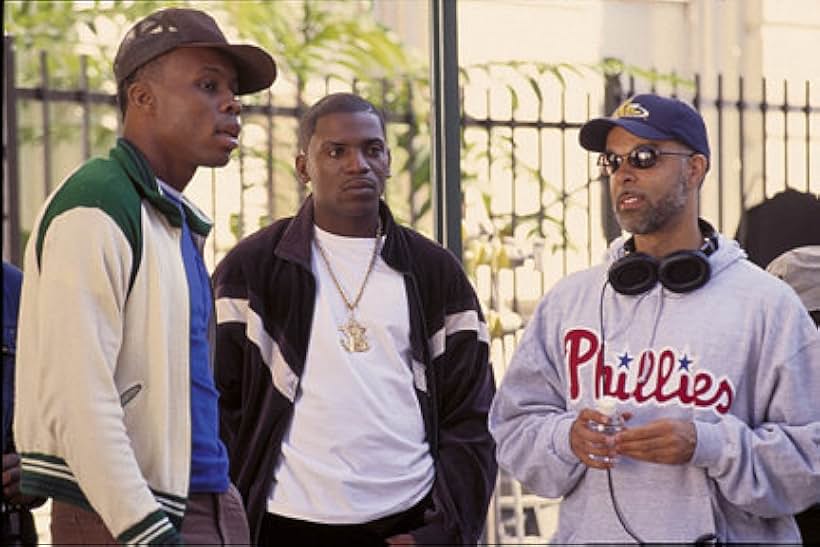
[386,533,417,546]
[2,452,42,507]
[570,408,632,469]
[614,418,697,465]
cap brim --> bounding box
[579,117,675,152]
[185,43,277,95]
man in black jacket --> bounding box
[213,92,497,545]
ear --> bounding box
[295,153,310,186]
[687,154,708,189]
[127,81,155,114]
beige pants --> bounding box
[50,483,249,545]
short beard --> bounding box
[615,174,688,235]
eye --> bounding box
[328,146,344,159]
[632,146,657,166]
[367,144,384,156]
[199,80,218,93]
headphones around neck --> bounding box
[608,219,719,295]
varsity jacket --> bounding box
[213,197,497,544]
[14,139,213,545]
[489,233,820,543]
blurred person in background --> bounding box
[3,261,45,547]
[766,244,820,544]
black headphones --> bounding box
[608,219,719,295]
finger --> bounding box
[3,465,21,487]
[615,422,669,442]
[2,452,20,467]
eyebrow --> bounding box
[320,138,385,148]
[198,65,238,82]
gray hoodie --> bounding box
[489,232,820,543]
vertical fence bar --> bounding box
[80,55,91,160]
[237,133,246,239]
[509,86,519,315]
[601,73,621,243]
[536,82,546,294]
[716,74,724,230]
[559,89,568,276]
[585,93,593,267]
[406,79,419,226]
[484,87,494,314]
[296,76,307,203]
[210,169,217,266]
[783,80,789,188]
[3,36,21,265]
[429,0,462,258]
[40,50,53,197]
[266,88,275,223]
[805,80,811,192]
[694,74,702,217]
[738,76,746,212]
[509,92,516,238]
[761,78,768,198]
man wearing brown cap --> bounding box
[13,8,275,545]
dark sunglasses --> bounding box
[598,144,696,176]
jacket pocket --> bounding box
[119,383,142,407]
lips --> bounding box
[617,191,645,211]
[215,122,240,149]
[344,178,378,191]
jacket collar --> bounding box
[110,138,212,237]
[275,195,411,274]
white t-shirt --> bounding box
[266,225,435,523]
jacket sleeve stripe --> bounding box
[216,297,299,402]
[428,309,490,360]
[119,509,179,545]
[412,360,428,393]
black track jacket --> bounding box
[213,197,497,544]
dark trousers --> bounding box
[259,495,430,547]
[1,507,37,547]
[797,505,820,545]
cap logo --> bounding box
[613,99,649,119]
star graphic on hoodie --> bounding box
[678,354,693,372]
[618,352,633,369]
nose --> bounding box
[345,149,371,173]
[222,96,241,116]
[611,159,637,184]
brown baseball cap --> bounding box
[114,8,276,95]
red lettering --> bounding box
[561,329,735,415]
[655,350,677,402]
[564,329,599,401]
[634,352,655,403]
[677,374,694,404]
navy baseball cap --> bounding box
[579,94,710,162]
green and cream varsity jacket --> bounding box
[13,139,212,544]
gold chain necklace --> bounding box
[313,219,382,353]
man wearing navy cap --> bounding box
[490,93,820,543]
[13,8,276,545]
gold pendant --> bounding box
[339,316,369,353]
